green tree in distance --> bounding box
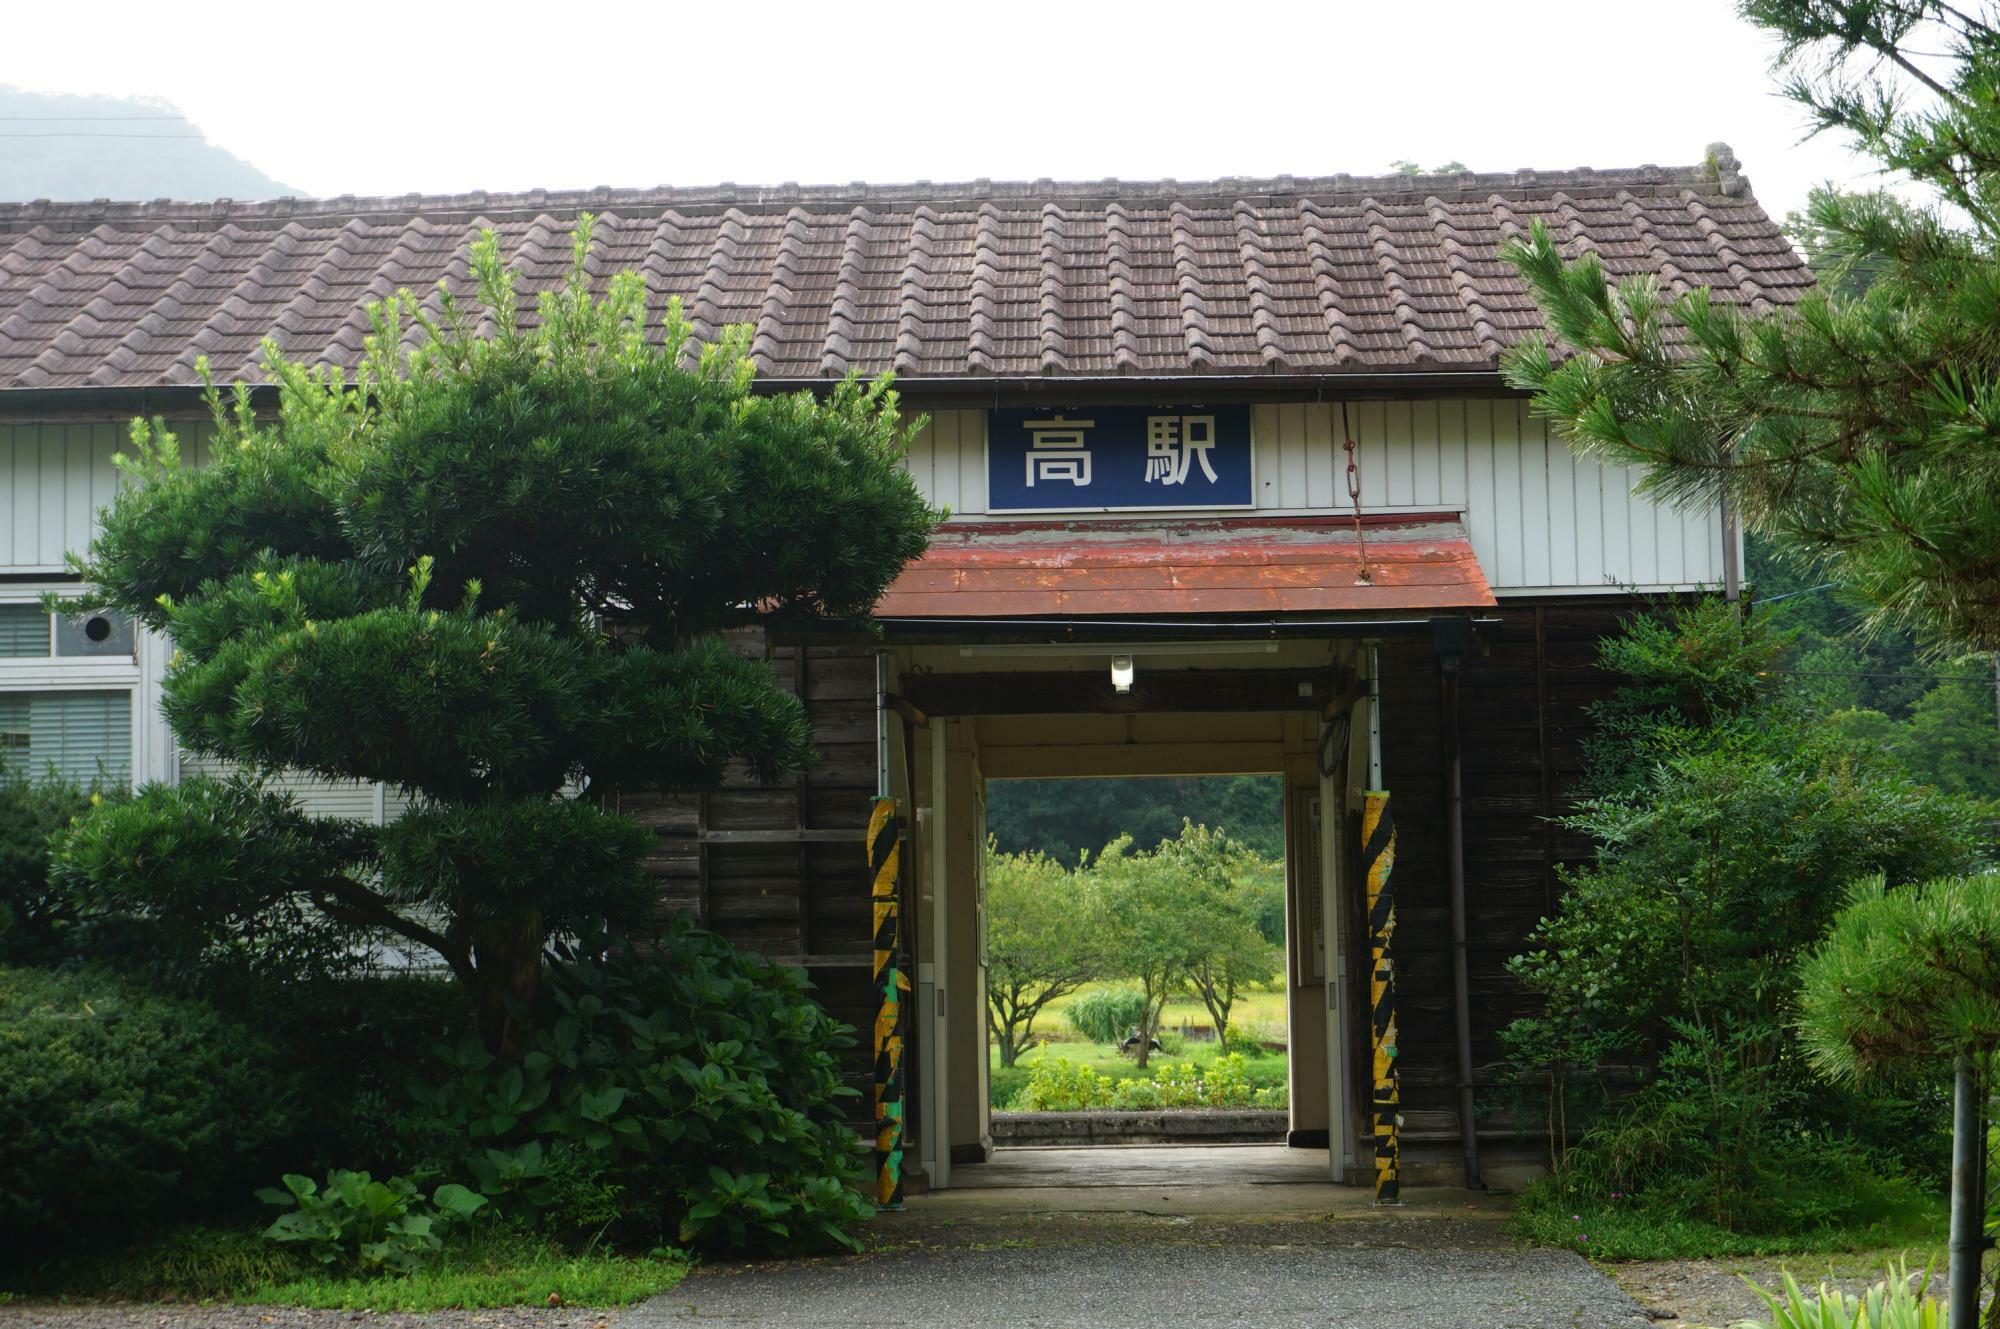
[1503,1,2000,651]
[1171,824,1281,1046]
[54,219,935,1055]
[984,844,1103,1068]
[986,775,1282,863]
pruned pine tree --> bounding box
[1502,0,2000,651]
[55,218,936,1055]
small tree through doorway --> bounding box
[983,775,1288,1120]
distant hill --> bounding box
[0,86,299,202]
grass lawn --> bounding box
[1034,981,1291,1042]
[2,1226,689,1309]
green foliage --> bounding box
[4,1223,686,1309]
[257,1171,487,1273]
[1503,6,2000,652]
[0,770,114,965]
[57,216,935,1053]
[986,775,1283,862]
[240,1231,687,1311]
[404,923,869,1253]
[1511,1179,1943,1261]
[45,774,367,994]
[1738,1262,1946,1329]
[985,844,1104,1067]
[0,965,299,1255]
[1502,601,1983,1233]
[1091,822,1279,1067]
[1797,872,2000,1080]
[1011,1053,1286,1111]
[1065,987,1151,1045]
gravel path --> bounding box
[631,1215,1652,1329]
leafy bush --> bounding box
[0,965,299,1255]
[1014,1058,1117,1111]
[258,1171,487,1272]
[0,772,106,965]
[1065,987,1148,1045]
[405,922,868,1253]
[1011,1053,1287,1111]
[1501,600,1984,1233]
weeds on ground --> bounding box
[1512,1179,1947,1262]
[1,1225,687,1309]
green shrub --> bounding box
[0,773,104,965]
[1739,1263,1945,1329]
[257,1171,487,1272]
[1064,988,1147,1044]
[1014,1058,1116,1110]
[406,921,869,1253]
[0,965,299,1256]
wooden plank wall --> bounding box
[1367,599,1628,1148]
[611,634,885,1105]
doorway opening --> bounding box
[981,774,1290,1146]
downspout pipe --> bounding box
[1435,619,1484,1190]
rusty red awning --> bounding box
[874,514,1495,619]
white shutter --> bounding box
[0,691,132,786]
[0,606,50,657]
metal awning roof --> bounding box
[874,514,1495,618]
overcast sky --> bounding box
[3,0,1908,221]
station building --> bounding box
[0,147,1809,1189]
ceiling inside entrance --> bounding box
[873,514,1494,618]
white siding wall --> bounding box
[903,398,1728,593]
[6,421,129,572]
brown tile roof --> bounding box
[0,147,1809,392]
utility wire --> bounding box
[0,132,206,139]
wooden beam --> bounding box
[899,668,1342,717]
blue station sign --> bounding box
[985,405,1254,513]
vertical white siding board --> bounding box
[1436,398,1468,511]
[1278,402,1308,507]
[1654,483,1687,586]
[1412,399,1443,508]
[1624,465,1656,588]
[1567,450,1604,592]
[1254,403,1282,508]
[957,410,987,515]
[66,426,95,570]
[934,412,958,513]
[1381,400,1413,507]
[1519,409,1553,586]
[1303,404,1335,510]
[1463,399,1497,579]
[960,410,984,516]
[6,428,30,566]
[1490,400,1524,586]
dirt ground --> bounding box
[1605,1251,1959,1328]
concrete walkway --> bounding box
[637,1145,1652,1328]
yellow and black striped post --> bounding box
[868,798,908,1210]
[1363,789,1401,1205]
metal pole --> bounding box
[1947,1054,1981,1327]
[1720,493,1742,603]
[1439,644,1482,1191]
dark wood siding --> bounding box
[609,634,884,1108]
[1367,599,1628,1148]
